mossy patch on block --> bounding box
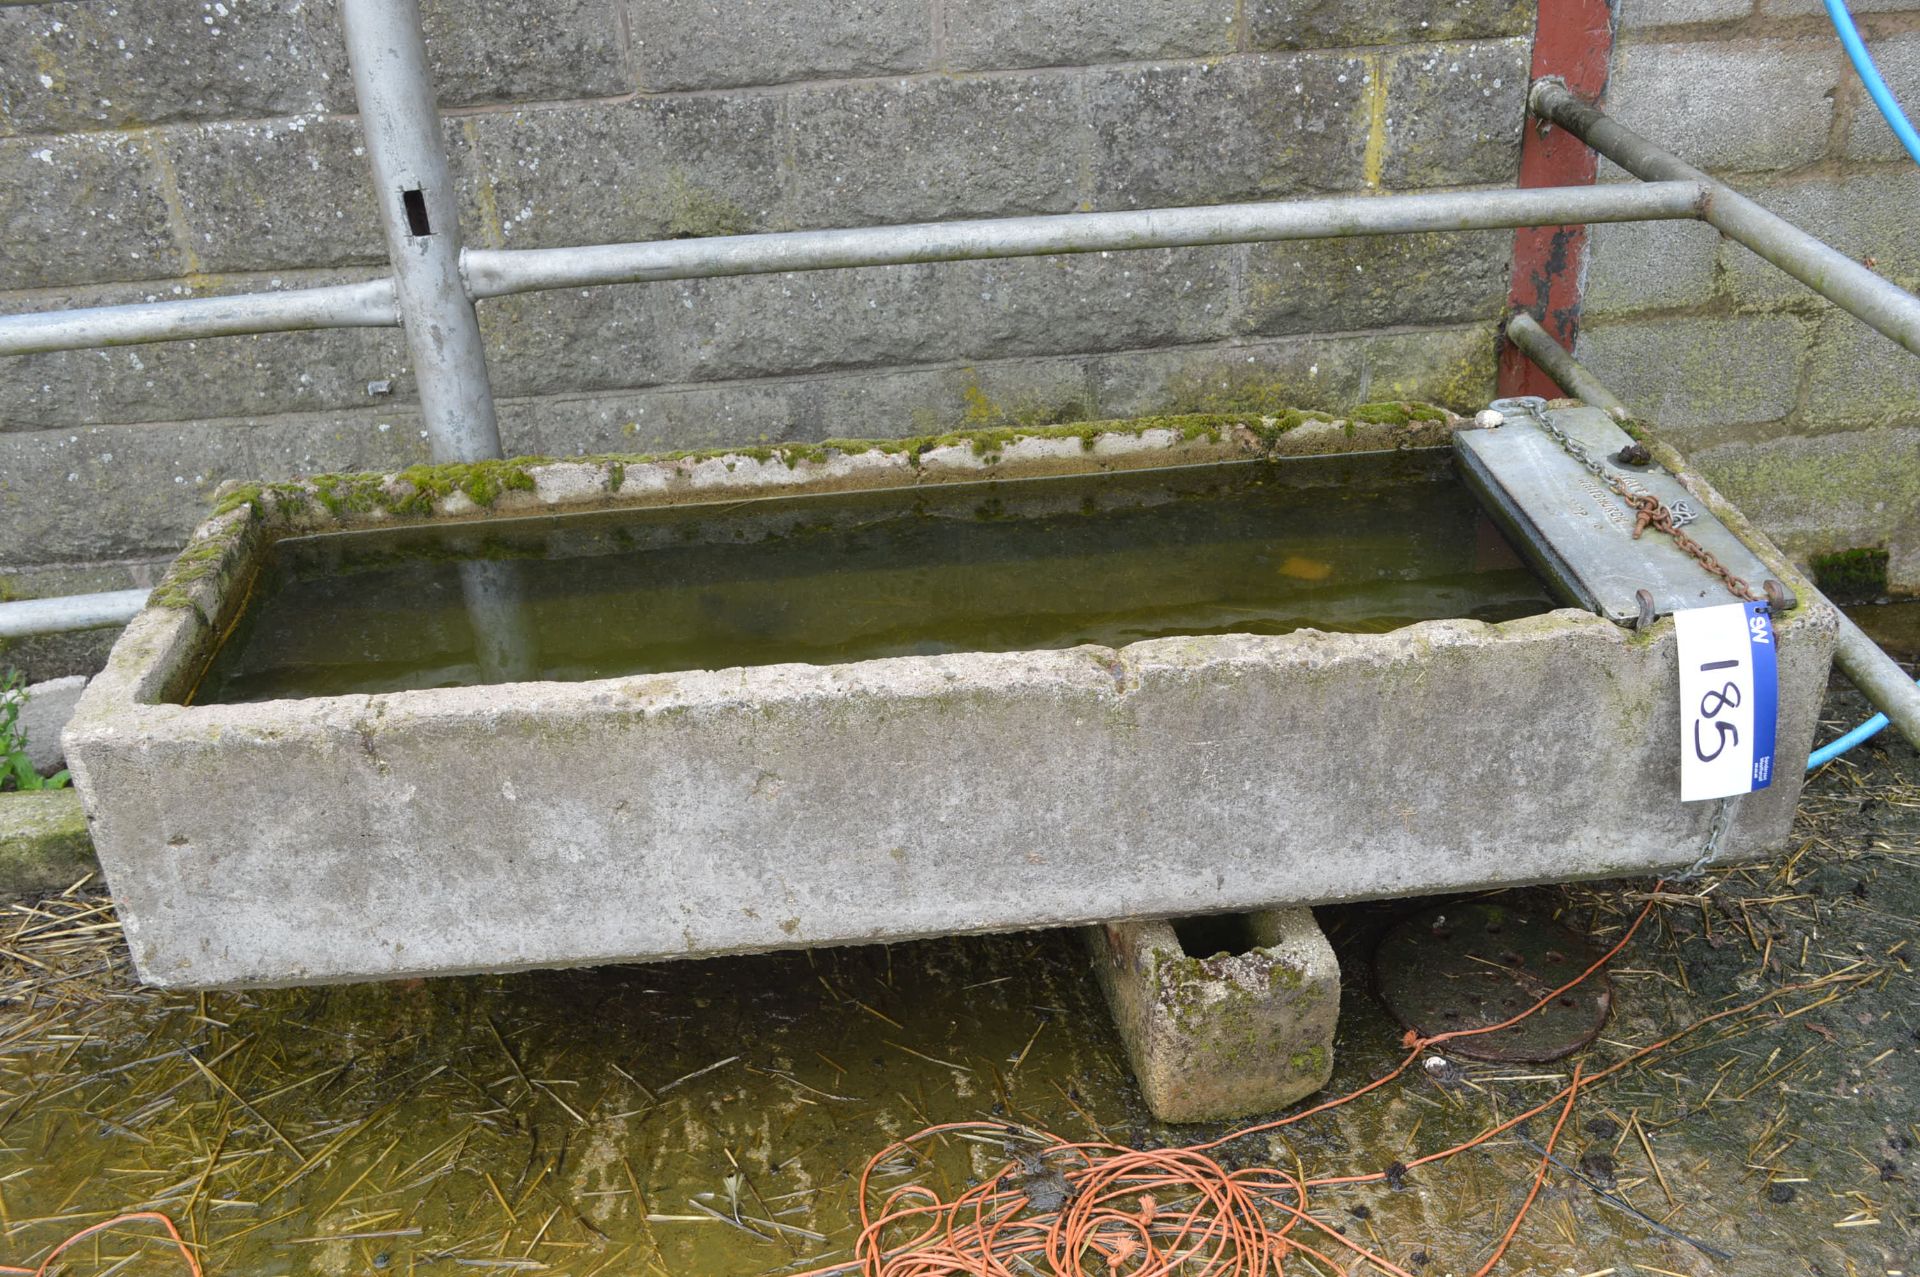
[0,789,98,896]
[1809,547,1890,605]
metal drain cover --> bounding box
[1372,901,1612,1063]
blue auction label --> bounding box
[1674,600,1778,802]
[1745,600,1777,791]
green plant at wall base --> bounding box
[1,670,69,792]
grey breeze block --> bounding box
[1088,908,1340,1123]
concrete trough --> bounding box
[64,406,1837,989]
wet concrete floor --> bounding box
[0,675,1914,1276]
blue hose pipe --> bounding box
[1807,709,1891,770]
[1827,0,1920,166]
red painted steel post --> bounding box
[1499,0,1617,397]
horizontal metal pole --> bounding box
[1502,311,1634,419]
[463,182,1708,298]
[0,589,149,639]
[1831,610,1920,754]
[1530,80,1920,358]
[0,279,398,358]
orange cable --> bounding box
[0,1212,201,1277]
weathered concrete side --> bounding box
[72,622,1834,984]
[1088,909,1338,1122]
[65,603,1831,990]
[0,789,96,895]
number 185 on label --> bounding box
[1674,600,1779,803]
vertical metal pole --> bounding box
[339,0,536,680]
[339,0,503,463]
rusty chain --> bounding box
[1527,411,1759,604]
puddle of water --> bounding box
[188,452,1554,704]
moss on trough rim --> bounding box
[162,402,1450,613]
[214,401,1449,516]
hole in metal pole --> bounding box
[401,187,432,237]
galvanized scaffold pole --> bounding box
[337,0,535,681]
[338,0,503,464]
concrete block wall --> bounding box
[1580,0,1920,592]
[0,0,1534,675]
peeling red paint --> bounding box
[1499,0,1617,398]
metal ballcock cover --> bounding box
[1455,402,1795,627]
[1372,900,1613,1064]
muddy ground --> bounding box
[0,655,1914,1276]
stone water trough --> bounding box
[65,403,1835,990]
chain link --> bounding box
[1673,796,1736,882]
[1529,412,1758,604]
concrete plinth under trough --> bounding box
[1089,908,1338,1123]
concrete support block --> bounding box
[1088,909,1339,1123]
[18,675,86,775]
[0,789,98,898]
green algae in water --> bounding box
[188,451,1556,704]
